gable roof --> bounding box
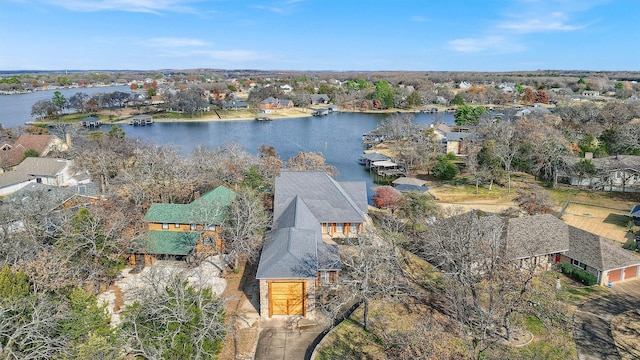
[143,185,235,224]
[13,157,69,176]
[274,171,367,224]
[257,197,320,279]
[0,135,62,169]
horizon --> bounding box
[1,0,639,72]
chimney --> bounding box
[584,152,593,160]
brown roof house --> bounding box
[506,214,640,285]
[256,171,368,318]
[0,134,67,172]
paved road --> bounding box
[254,317,326,360]
[574,280,640,360]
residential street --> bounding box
[574,279,640,360]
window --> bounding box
[571,259,587,270]
[162,223,168,229]
[206,225,216,231]
[320,271,330,285]
[190,224,197,231]
[335,223,343,233]
[174,223,180,228]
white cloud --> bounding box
[142,38,209,47]
[448,36,525,53]
[498,12,584,33]
[39,0,199,14]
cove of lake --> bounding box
[0,87,455,198]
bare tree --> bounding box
[318,217,409,331]
[410,210,539,359]
[222,188,269,269]
[285,151,338,177]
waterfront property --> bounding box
[256,171,368,318]
[128,185,235,267]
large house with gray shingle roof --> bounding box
[256,171,367,318]
[506,214,640,285]
[128,185,235,267]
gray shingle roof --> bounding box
[274,171,367,224]
[564,155,640,171]
[14,157,69,176]
[506,214,570,260]
[256,197,320,279]
[566,226,640,272]
[505,214,640,272]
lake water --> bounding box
[0,88,455,199]
[0,85,130,126]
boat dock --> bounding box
[129,115,154,126]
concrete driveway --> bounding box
[254,317,326,360]
[574,279,640,360]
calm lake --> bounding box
[0,88,455,198]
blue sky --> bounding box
[1,0,637,71]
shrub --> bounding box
[558,263,597,286]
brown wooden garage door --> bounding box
[269,281,305,316]
[608,269,622,283]
[624,266,638,280]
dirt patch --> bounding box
[612,309,640,359]
[218,259,261,360]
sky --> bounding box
[1,0,638,72]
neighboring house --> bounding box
[7,182,99,211]
[0,134,67,172]
[564,155,640,192]
[220,101,249,110]
[506,214,640,285]
[0,157,74,197]
[428,122,453,141]
[259,97,294,110]
[1,182,100,234]
[256,171,368,318]
[310,94,330,105]
[129,186,235,267]
[445,132,475,155]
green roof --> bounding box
[132,231,201,255]
[143,185,236,224]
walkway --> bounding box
[574,279,640,360]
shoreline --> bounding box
[26,107,422,126]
